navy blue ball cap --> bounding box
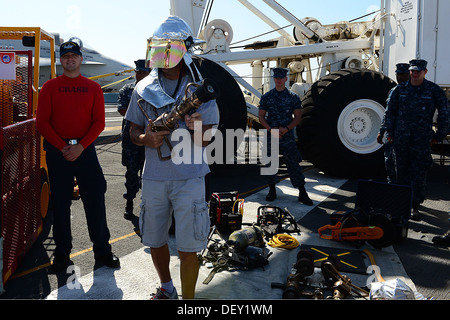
[409,59,427,71]
[60,41,82,57]
[272,67,288,78]
[134,59,151,72]
[395,63,410,73]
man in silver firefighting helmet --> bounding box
[124,15,219,299]
[146,15,203,78]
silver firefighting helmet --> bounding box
[146,16,204,69]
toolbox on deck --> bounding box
[323,180,413,248]
[209,191,243,234]
[355,180,412,241]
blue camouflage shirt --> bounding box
[384,79,449,143]
[259,87,302,130]
[117,82,136,140]
[117,82,135,113]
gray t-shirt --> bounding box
[125,72,219,181]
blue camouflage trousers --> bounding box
[394,141,432,207]
[122,135,145,201]
[266,133,306,188]
[384,142,396,183]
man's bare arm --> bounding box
[129,121,169,148]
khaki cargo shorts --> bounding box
[139,177,210,252]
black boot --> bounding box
[94,253,121,268]
[52,254,72,273]
[410,203,421,221]
[124,199,134,220]
[298,186,313,206]
[432,230,450,246]
[265,184,277,201]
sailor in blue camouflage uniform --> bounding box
[117,59,150,220]
[377,63,411,183]
[258,67,312,205]
[384,59,449,220]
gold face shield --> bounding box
[146,38,187,69]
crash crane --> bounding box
[170,0,450,178]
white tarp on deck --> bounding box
[45,168,415,300]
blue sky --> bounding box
[3,0,380,68]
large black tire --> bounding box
[297,68,396,178]
[193,57,247,164]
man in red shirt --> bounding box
[36,41,120,271]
